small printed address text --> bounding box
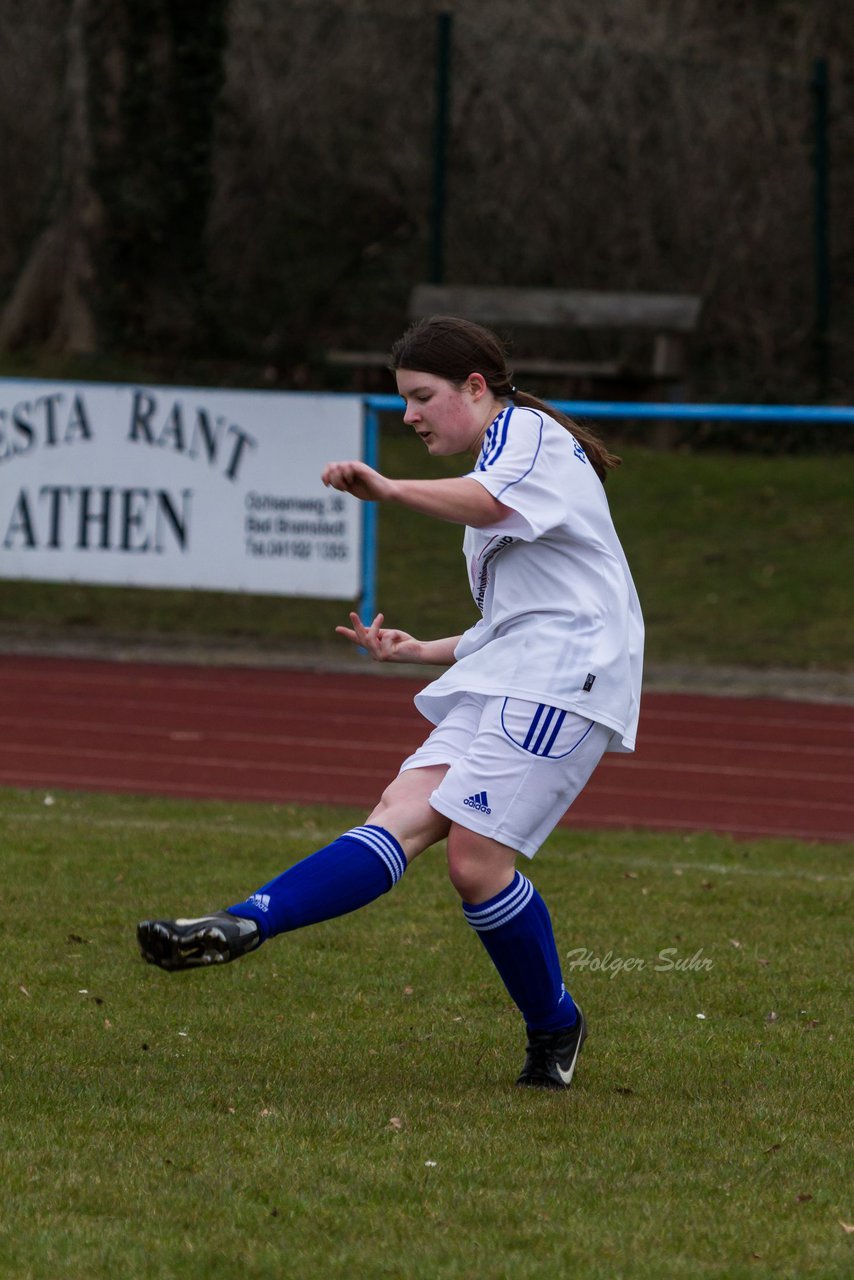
[244,491,351,561]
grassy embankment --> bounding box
[2,438,851,672]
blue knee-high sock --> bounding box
[462,870,577,1032]
[227,825,406,940]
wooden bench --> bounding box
[326,283,702,397]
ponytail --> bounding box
[511,390,621,483]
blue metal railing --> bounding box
[364,395,854,424]
[358,396,854,622]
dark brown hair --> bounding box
[390,315,620,482]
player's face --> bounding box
[396,369,491,457]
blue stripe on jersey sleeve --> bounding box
[477,407,512,470]
[473,405,549,508]
[493,414,544,499]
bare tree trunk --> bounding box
[0,0,228,357]
[0,0,100,352]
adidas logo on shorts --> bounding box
[463,790,492,814]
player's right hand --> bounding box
[322,461,396,504]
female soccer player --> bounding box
[137,316,644,1090]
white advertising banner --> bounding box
[0,380,365,598]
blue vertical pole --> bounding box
[359,401,379,625]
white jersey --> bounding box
[414,404,644,752]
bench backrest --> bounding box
[409,284,702,333]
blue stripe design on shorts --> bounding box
[462,870,534,933]
[564,720,595,756]
[506,700,595,759]
[531,706,558,755]
[541,709,568,756]
[346,825,407,886]
[522,704,546,750]
[521,704,565,756]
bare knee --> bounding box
[446,825,517,904]
[366,766,450,861]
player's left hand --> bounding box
[322,460,396,503]
[335,612,423,663]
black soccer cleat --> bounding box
[137,911,262,971]
[516,1007,587,1090]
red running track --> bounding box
[1,655,852,842]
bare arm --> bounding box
[322,461,508,529]
[336,612,460,665]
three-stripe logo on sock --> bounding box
[347,825,407,887]
[462,870,534,933]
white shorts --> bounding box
[399,693,614,858]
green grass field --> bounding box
[2,788,851,1279]
[2,441,852,672]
